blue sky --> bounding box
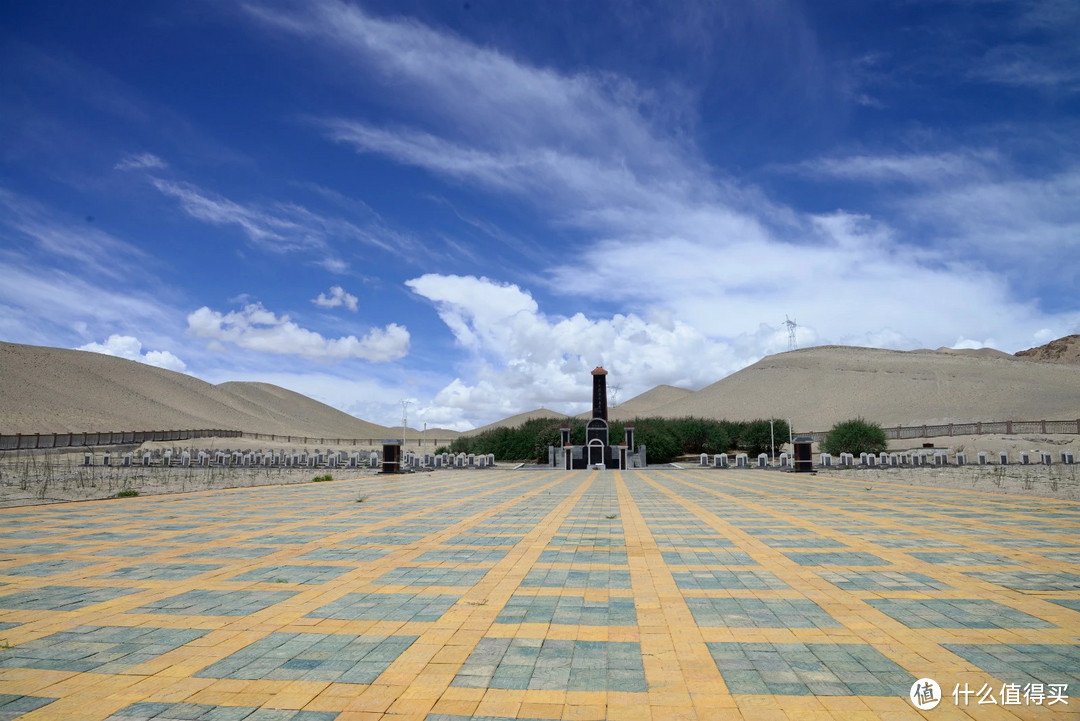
[2,0,1078,430]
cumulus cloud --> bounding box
[406,274,745,423]
[78,334,187,372]
[187,302,408,361]
[114,152,167,171]
[312,285,359,311]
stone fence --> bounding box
[0,429,454,451]
[0,429,241,451]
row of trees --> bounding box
[439,416,890,464]
[441,416,791,465]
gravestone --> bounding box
[819,453,832,467]
[478,456,487,468]
[714,454,726,468]
[1062,451,1075,465]
[736,453,748,468]
[435,455,443,469]
[977,451,988,465]
[1020,451,1031,465]
[859,452,868,466]
[143,453,153,467]
[467,453,475,467]
[456,454,465,468]
[102,452,111,467]
[181,451,191,467]
[778,452,789,468]
[163,450,172,467]
[122,452,133,467]
[700,453,709,466]
[1040,451,1052,465]
[83,452,93,467]
[955,452,966,466]
[934,453,946,467]
[888,453,898,467]
[999,451,1009,465]
[866,454,877,468]
[879,452,888,465]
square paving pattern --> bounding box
[0,467,1076,720]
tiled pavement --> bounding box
[0,469,1077,719]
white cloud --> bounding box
[406,274,746,423]
[787,151,996,184]
[187,302,408,362]
[78,334,188,372]
[114,152,167,171]
[0,187,147,278]
[313,285,359,311]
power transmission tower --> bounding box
[784,316,798,351]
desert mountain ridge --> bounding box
[1,338,1078,438]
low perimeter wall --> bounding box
[801,419,1080,443]
[0,429,452,451]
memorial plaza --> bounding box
[0,467,1077,720]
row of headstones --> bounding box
[698,449,1077,469]
[424,452,496,469]
[82,449,383,469]
[821,450,1076,468]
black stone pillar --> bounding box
[591,366,608,421]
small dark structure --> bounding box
[380,440,402,474]
[793,436,814,473]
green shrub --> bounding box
[115,489,139,498]
[737,419,789,457]
[821,418,888,456]
[434,445,451,455]
[312,473,333,482]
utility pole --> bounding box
[770,419,775,465]
[401,399,411,448]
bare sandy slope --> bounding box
[0,342,395,438]
[574,384,694,421]
[644,345,1080,431]
[215,381,390,439]
[462,408,570,436]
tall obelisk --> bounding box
[591,366,608,421]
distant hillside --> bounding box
[462,407,570,436]
[574,384,694,421]
[0,341,396,438]
[636,345,1080,431]
[1015,335,1080,365]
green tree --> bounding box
[821,418,888,456]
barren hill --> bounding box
[0,341,394,438]
[1015,335,1080,365]
[574,384,694,421]
[643,345,1080,432]
[463,407,570,436]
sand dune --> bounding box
[645,345,1080,432]
[573,384,694,421]
[0,342,397,438]
[463,408,570,436]
[4,339,1078,441]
